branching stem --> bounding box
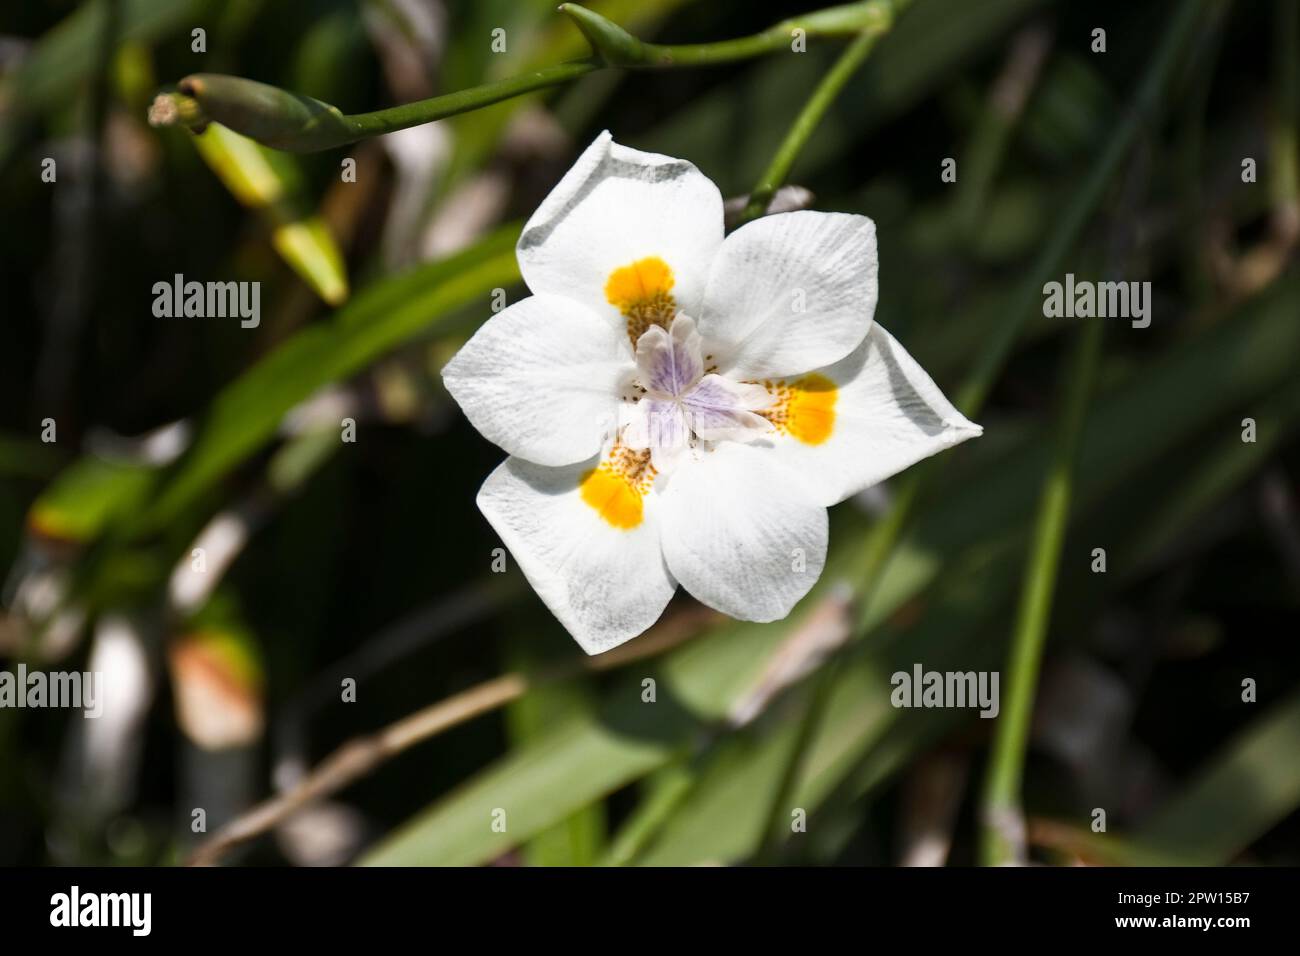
[150,2,902,153]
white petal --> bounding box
[659,443,826,622]
[517,131,724,328]
[699,211,878,379]
[441,294,626,467]
[478,454,676,654]
[759,323,982,507]
[682,374,773,443]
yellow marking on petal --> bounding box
[580,445,656,530]
[605,256,677,343]
[580,469,642,529]
[760,373,838,445]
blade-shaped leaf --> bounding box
[361,277,1300,866]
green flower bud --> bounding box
[152,74,355,153]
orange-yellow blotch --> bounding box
[580,446,656,529]
[605,256,673,309]
[605,256,677,343]
[762,373,837,445]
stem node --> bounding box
[559,4,653,67]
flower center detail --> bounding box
[579,317,841,531]
[605,256,677,344]
[620,314,775,476]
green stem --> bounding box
[979,314,1104,867]
[974,2,1209,867]
[954,28,1051,241]
[150,62,601,153]
[848,470,924,631]
[955,0,1207,415]
[345,60,601,144]
[715,3,909,864]
[149,2,900,153]
[751,466,920,862]
[740,2,907,222]
[593,5,911,867]
[562,1,893,67]
[598,757,697,866]
[851,0,1207,602]
[754,659,841,863]
[751,0,1208,864]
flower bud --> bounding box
[151,74,354,153]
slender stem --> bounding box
[849,471,924,627]
[628,5,889,66]
[971,12,1206,854]
[612,2,910,866]
[979,314,1104,867]
[848,0,1208,610]
[598,758,697,866]
[973,0,1205,868]
[561,1,894,68]
[592,7,909,867]
[740,5,905,223]
[344,60,601,142]
[754,659,841,863]
[151,2,900,153]
[751,472,919,861]
[954,26,1052,240]
[955,0,1207,415]
[975,7,1206,864]
[750,0,1208,865]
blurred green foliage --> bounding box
[0,0,1296,867]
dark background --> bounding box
[0,0,1296,866]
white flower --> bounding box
[442,131,981,654]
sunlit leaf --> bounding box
[191,123,349,305]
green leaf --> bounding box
[505,630,608,866]
[27,458,156,545]
[639,320,1300,867]
[360,276,1300,866]
[191,123,349,305]
[363,687,700,866]
[128,224,520,537]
